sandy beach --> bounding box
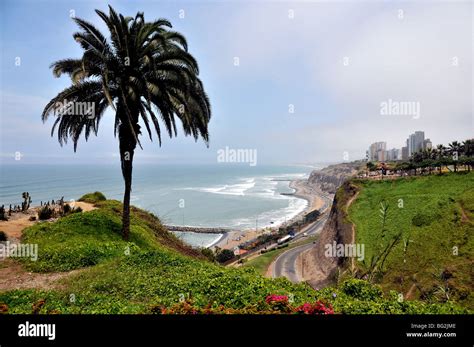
[213,179,326,250]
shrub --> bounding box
[158,297,334,315]
[295,301,334,315]
[341,279,382,301]
[78,192,106,204]
[411,212,434,227]
[62,203,71,215]
[200,248,216,262]
[0,303,8,314]
[72,206,83,214]
[60,204,82,217]
[265,294,292,313]
[37,206,54,220]
[216,249,235,263]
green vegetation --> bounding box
[243,249,280,275]
[20,199,202,272]
[0,193,469,314]
[78,192,106,204]
[243,236,317,275]
[348,173,474,310]
[215,249,235,263]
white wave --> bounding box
[172,231,223,248]
[261,172,309,180]
[177,178,256,196]
[228,196,308,230]
[258,197,308,228]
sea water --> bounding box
[0,164,319,247]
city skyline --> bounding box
[368,130,438,162]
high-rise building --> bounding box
[386,148,400,161]
[401,146,409,160]
[423,139,432,150]
[368,142,386,161]
[408,131,425,157]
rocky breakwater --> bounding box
[165,225,230,234]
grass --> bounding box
[243,236,318,275]
[348,172,474,309]
[0,192,469,314]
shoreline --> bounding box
[162,179,322,250]
[171,230,224,249]
[212,178,326,250]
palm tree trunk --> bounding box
[119,123,137,241]
[121,153,133,241]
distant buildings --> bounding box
[368,142,386,161]
[423,139,432,150]
[401,144,409,160]
[386,148,400,161]
[368,131,432,162]
[408,131,425,157]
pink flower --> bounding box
[295,301,334,315]
[265,294,289,304]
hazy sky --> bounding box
[1,0,472,165]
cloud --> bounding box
[1,2,472,165]
[218,1,473,162]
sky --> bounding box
[0,0,472,165]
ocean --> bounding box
[0,164,319,247]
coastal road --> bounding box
[271,213,328,282]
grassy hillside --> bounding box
[348,172,474,309]
[0,193,468,314]
[20,199,204,272]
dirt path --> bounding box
[459,203,470,223]
[405,283,418,300]
[0,202,95,291]
[0,210,36,241]
[0,260,82,291]
[346,191,360,271]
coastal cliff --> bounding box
[299,180,360,289]
[307,161,363,194]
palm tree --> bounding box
[420,148,436,174]
[448,141,462,172]
[463,139,474,157]
[435,144,446,173]
[461,139,474,171]
[436,144,445,159]
[41,6,211,240]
